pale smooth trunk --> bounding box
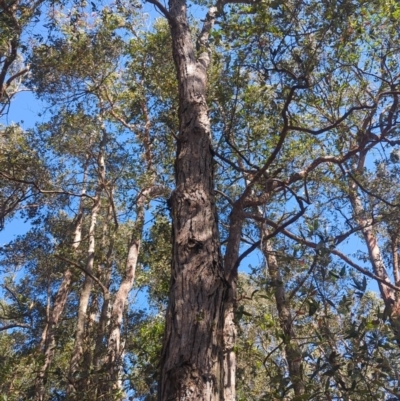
[35,158,89,401]
[68,138,106,396]
[349,157,400,342]
[67,192,101,395]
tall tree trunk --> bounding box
[35,156,89,401]
[222,209,243,401]
[349,155,400,343]
[68,134,107,397]
[92,203,114,372]
[158,4,228,400]
[104,185,164,399]
[261,236,304,396]
[67,190,101,396]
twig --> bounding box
[54,255,109,296]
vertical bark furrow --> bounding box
[159,2,228,399]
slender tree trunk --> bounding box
[349,156,400,343]
[222,208,243,401]
[92,203,114,372]
[68,135,107,397]
[104,186,164,398]
[67,190,101,396]
[261,236,304,396]
[158,4,228,400]
[35,157,89,401]
[391,236,400,287]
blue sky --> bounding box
[0,0,385,302]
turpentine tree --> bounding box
[1,0,400,400]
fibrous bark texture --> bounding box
[158,3,228,400]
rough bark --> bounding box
[158,4,228,400]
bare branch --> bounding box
[287,103,376,135]
[288,255,318,300]
[345,167,400,208]
[0,171,96,201]
[5,65,30,88]
[54,255,109,296]
[0,323,30,332]
[146,0,173,21]
[259,219,400,293]
[236,206,306,268]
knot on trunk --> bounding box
[187,237,204,250]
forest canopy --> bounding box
[1,0,400,400]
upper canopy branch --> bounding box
[145,0,173,22]
[196,7,218,51]
[251,213,400,293]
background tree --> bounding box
[1,0,400,400]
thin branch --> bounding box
[215,189,234,206]
[287,103,376,135]
[262,340,284,370]
[214,149,258,175]
[236,206,306,268]
[240,84,302,202]
[0,323,30,332]
[54,255,109,296]
[261,220,400,293]
[146,0,173,21]
[288,255,318,300]
[345,168,400,208]
[5,65,30,88]
[0,171,96,200]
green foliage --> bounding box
[1,0,400,399]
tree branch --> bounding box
[0,323,30,332]
[54,255,109,296]
[259,220,400,293]
[0,171,96,201]
[146,0,173,22]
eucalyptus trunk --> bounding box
[158,4,229,400]
[68,134,107,397]
[35,157,89,401]
[261,237,304,396]
[349,154,400,343]
[103,185,164,399]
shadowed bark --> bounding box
[158,3,229,399]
